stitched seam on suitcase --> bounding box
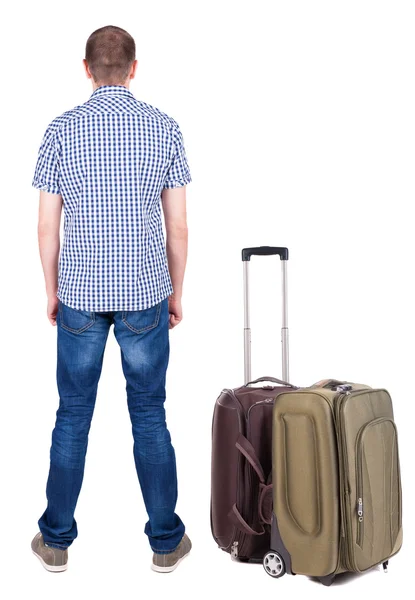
[282,414,321,536]
[355,417,399,565]
[381,422,387,559]
[390,427,401,551]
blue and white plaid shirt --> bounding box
[32,85,191,312]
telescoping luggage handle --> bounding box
[242,246,289,385]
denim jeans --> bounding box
[38,297,185,554]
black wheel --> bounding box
[263,551,286,578]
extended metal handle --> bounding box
[243,248,289,384]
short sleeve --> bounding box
[32,124,61,194]
[163,121,192,189]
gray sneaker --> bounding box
[31,532,68,572]
[152,534,192,573]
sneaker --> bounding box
[151,534,192,573]
[31,532,68,572]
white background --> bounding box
[0,1,414,598]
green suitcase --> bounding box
[263,380,403,585]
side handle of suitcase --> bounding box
[242,246,289,384]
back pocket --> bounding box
[59,301,95,334]
[122,301,162,334]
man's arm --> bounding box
[38,191,63,325]
[161,186,188,329]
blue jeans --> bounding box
[38,297,185,554]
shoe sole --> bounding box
[151,549,191,573]
[32,550,68,573]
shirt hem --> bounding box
[32,178,61,195]
[163,175,192,189]
[57,287,173,312]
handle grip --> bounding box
[312,379,348,390]
[246,376,296,388]
[242,246,289,261]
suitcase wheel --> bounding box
[263,551,286,578]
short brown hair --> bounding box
[85,25,136,85]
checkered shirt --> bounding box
[32,85,191,311]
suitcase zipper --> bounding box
[335,389,394,571]
[355,416,399,550]
[223,389,247,556]
[246,397,274,439]
[227,391,273,557]
[334,390,357,571]
[355,419,370,550]
[244,398,274,546]
[356,497,364,548]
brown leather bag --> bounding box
[211,247,296,561]
[211,377,297,560]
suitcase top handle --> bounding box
[246,376,297,388]
[242,246,289,261]
[312,379,349,390]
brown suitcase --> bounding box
[211,247,297,561]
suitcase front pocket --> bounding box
[354,417,402,564]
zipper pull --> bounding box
[357,498,363,521]
[231,541,239,559]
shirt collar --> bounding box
[90,85,134,99]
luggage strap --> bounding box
[228,503,265,536]
[229,434,274,535]
[235,433,265,483]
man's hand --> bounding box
[168,295,183,329]
[47,294,59,326]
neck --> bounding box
[92,81,129,91]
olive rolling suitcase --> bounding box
[211,247,298,561]
[264,379,403,585]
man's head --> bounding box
[84,25,137,88]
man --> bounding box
[31,25,191,574]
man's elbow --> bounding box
[38,221,60,239]
[166,222,188,240]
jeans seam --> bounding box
[121,301,162,335]
[59,302,96,334]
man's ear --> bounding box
[129,59,138,80]
[83,59,92,80]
